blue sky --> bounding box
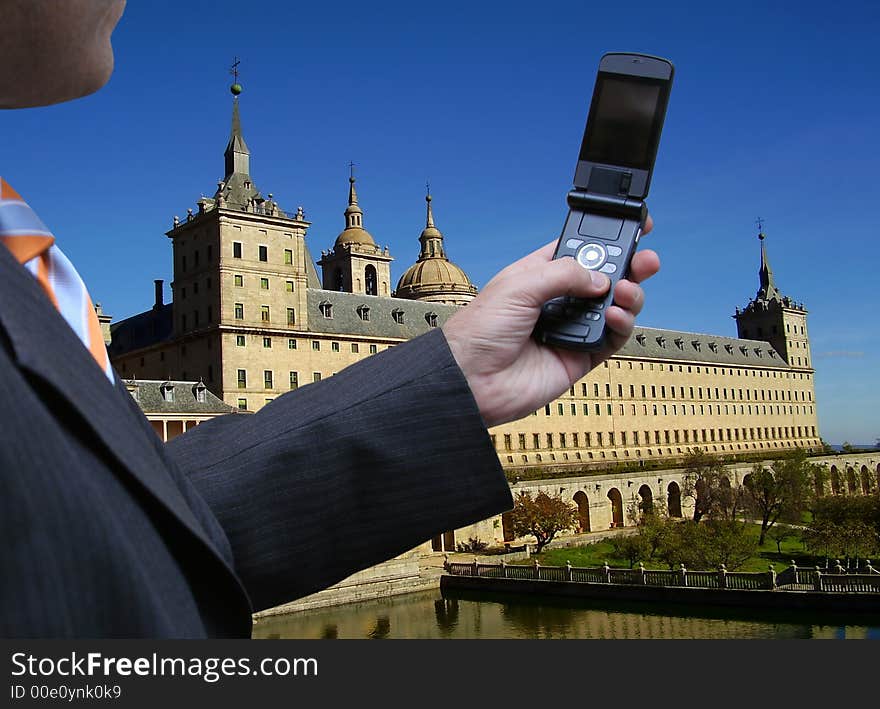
[3,0,878,444]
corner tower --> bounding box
[734,230,812,369]
[395,189,478,306]
[317,170,393,295]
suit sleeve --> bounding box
[165,328,513,612]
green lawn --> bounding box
[518,523,826,573]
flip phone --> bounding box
[533,52,674,351]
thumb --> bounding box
[502,255,611,309]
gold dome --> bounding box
[395,193,476,302]
[334,226,376,248]
[396,258,475,295]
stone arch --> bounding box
[830,465,841,495]
[333,267,344,291]
[860,465,872,495]
[637,484,654,516]
[667,481,682,517]
[573,491,591,533]
[607,488,624,528]
[365,265,378,296]
[846,467,858,494]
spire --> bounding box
[418,188,447,260]
[344,164,365,231]
[224,94,250,179]
[756,230,781,302]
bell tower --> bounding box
[317,168,393,296]
[734,228,812,370]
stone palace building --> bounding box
[109,87,823,560]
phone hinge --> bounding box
[566,190,645,221]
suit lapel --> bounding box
[0,245,240,585]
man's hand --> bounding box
[443,218,660,428]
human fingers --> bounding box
[500,253,611,309]
[643,213,653,235]
[501,239,560,278]
[612,280,645,317]
[627,249,660,284]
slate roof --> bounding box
[108,304,173,357]
[123,379,237,415]
[618,325,789,368]
[306,289,456,340]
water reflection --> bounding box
[252,589,880,640]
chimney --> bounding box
[154,280,164,309]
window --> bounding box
[207,245,212,261]
[284,249,293,265]
[332,341,340,352]
[351,343,359,354]
[234,303,244,320]
[260,277,269,290]
[312,341,321,351]
[286,280,294,292]
[357,305,370,321]
[237,369,247,388]
[287,308,296,326]
[193,281,199,294]
[261,306,270,322]
[319,302,333,318]
[161,384,174,403]
[264,370,273,389]
[181,314,187,330]
[259,245,268,262]
[313,372,322,382]
[236,335,245,347]
[263,337,272,348]
[193,310,199,327]
[369,344,378,354]
[289,371,298,389]
[233,242,242,258]
[425,312,438,327]
[207,305,213,323]
[237,398,247,410]
[181,255,187,272]
[392,309,405,324]
[288,338,297,350]
[234,274,243,287]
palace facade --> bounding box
[109,89,821,493]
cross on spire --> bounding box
[755,217,765,235]
[230,56,241,84]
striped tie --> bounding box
[0,177,114,382]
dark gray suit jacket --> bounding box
[0,244,512,638]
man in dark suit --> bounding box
[0,0,660,638]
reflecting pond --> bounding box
[252,587,880,639]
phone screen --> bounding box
[580,74,667,170]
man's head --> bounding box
[0,0,126,109]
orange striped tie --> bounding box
[0,177,114,382]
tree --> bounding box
[766,524,798,554]
[743,449,816,546]
[803,496,880,564]
[508,491,578,554]
[681,448,744,522]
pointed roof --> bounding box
[756,232,782,302]
[335,171,376,248]
[217,84,263,210]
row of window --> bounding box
[562,382,813,403]
[179,245,213,273]
[503,439,803,465]
[232,303,297,326]
[599,358,812,381]
[236,369,325,391]
[491,424,818,451]
[234,335,379,355]
[231,241,294,265]
[542,400,814,418]
[233,274,297,292]
[178,277,212,300]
